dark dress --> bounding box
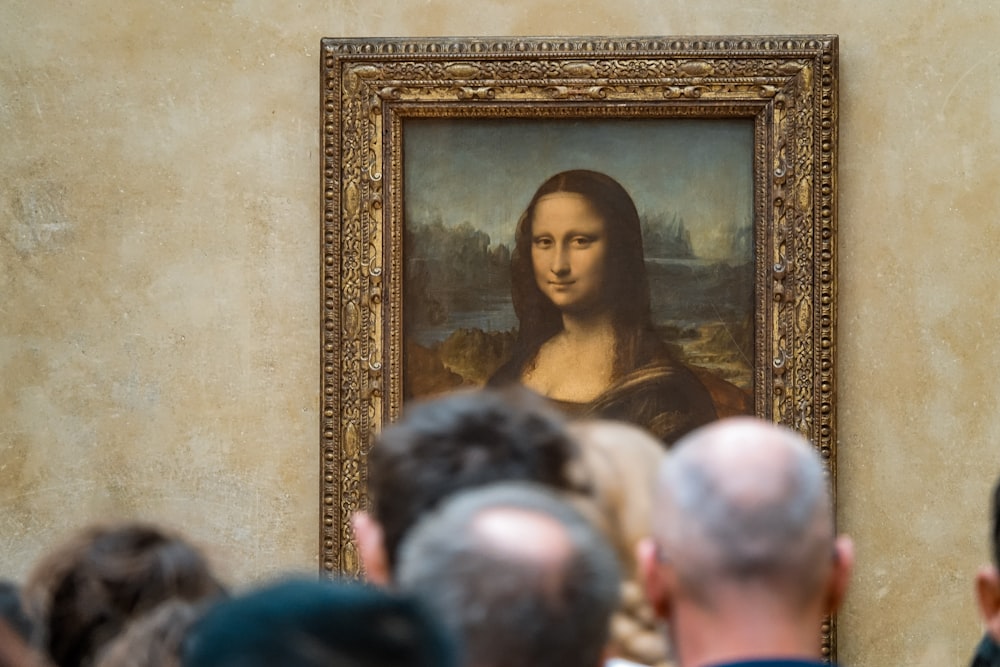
[490,338,718,448]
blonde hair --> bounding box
[569,419,672,666]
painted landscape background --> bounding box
[402,118,755,401]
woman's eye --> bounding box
[533,237,553,249]
[572,236,594,247]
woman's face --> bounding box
[530,192,608,315]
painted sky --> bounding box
[403,117,754,260]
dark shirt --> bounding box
[972,634,1000,667]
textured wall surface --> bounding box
[3,2,999,665]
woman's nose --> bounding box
[551,245,570,275]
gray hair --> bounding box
[396,482,621,667]
[654,417,834,608]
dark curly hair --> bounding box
[369,386,585,570]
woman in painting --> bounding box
[488,169,719,446]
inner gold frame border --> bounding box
[319,32,838,657]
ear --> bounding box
[824,534,855,614]
[351,511,391,586]
[637,537,672,620]
[976,565,1000,642]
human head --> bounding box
[181,579,454,667]
[530,192,609,316]
[639,417,852,663]
[509,170,652,340]
[567,419,671,666]
[356,386,584,581]
[974,475,1000,642]
[22,522,226,667]
[94,599,205,667]
[567,419,666,573]
[396,482,621,667]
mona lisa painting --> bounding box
[402,120,755,445]
[319,35,838,594]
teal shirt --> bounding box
[972,634,1000,667]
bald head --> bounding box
[397,482,621,667]
[473,507,572,562]
[653,417,833,608]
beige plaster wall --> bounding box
[2,1,998,665]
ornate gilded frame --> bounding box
[319,32,838,656]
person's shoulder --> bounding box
[971,632,1000,666]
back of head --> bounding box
[568,419,666,572]
[396,482,621,667]
[568,420,671,665]
[654,417,834,610]
[95,599,204,667]
[369,386,583,569]
[23,522,225,667]
[181,579,454,667]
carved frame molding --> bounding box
[319,33,838,657]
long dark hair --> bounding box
[491,170,668,385]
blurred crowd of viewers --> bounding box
[1,386,997,667]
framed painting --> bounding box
[319,33,838,651]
